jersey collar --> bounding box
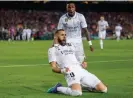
[66,12,77,19]
[54,44,60,47]
[100,20,105,22]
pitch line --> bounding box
[0,59,132,68]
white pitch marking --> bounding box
[88,59,133,63]
[0,59,132,68]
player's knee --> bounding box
[101,87,107,93]
[71,90,82,96]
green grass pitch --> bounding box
[0,40,133,98]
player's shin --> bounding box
[57,87,82,96]
[95,82,107,93]
[100,39,103,49]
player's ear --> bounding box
[54,33,59,41]
[66,4,68,9]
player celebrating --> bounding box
[97,16,109,49]
[57,2,93,64]
[26,26,32,42]
[47,29,107,96]
[22,26,32,41]
[115,23,122,42]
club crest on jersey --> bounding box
[65,18,68,22]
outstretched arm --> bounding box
[82,27,91,41]
[82,27,94,52]
[80,14,94,52]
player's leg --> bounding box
[11,34,14,41]
[116,32,120,42]
[57,83,82,96]
[18,34,20,40]
[8,33,14,41]
[95,82,107,93]
[74,42,85,64]
[27,32,31,41]
[8,34,11,42]
[99,32,103,49]
[47,83,82,96]
[81,69,107,93]
[22,32,26,40]
[119,32,121,41]
[47,70,82,96]
[103,31,106,40]
[16,32,20,40]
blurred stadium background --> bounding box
[0,1,133,41]
[0,1,133,98]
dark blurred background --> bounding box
[0,1,133,40]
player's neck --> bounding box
[53,40,59,45]
[67,12,75,17]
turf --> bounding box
[0,40,133,98]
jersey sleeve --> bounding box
[106,21,109,27]
[80,14,87,28]
[48,47,56,63]
[57,17,64,30]
[120,27,122,30]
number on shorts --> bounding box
[70,72,75,77]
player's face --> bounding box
[66,3,76,17]
[100,17,104,21]
[57,31,66,46]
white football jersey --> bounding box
[115,25,122,32]
[57,12,87,39]
[26,29,32,33]
[98,20,109,32]
[48,44,80,69]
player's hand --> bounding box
[52,36,58,47]
[65,67,70,72]
[81,61,87,69]
[53,36,57,43]
[90,45,94,52]
[61,67,70,74]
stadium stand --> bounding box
[0,1,133,40]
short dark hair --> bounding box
[67,1,76,5]
[54,29,64,35]
[67,2,76,7]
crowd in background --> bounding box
[0,9,133,41]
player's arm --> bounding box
[82,27,91,42]
[120,27,123,31]
[96,22,99,32]
[50,61,61,73]
[48,48,61,73]
[80,14,93,51]
[57,17,64,30]
[105,21,109,29]
[51,17,64,47]
[50,62,69,74]
[48,48,68,74]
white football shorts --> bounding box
[115,31,121,37]
[64,66,101,88]
[99,31,106,39]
